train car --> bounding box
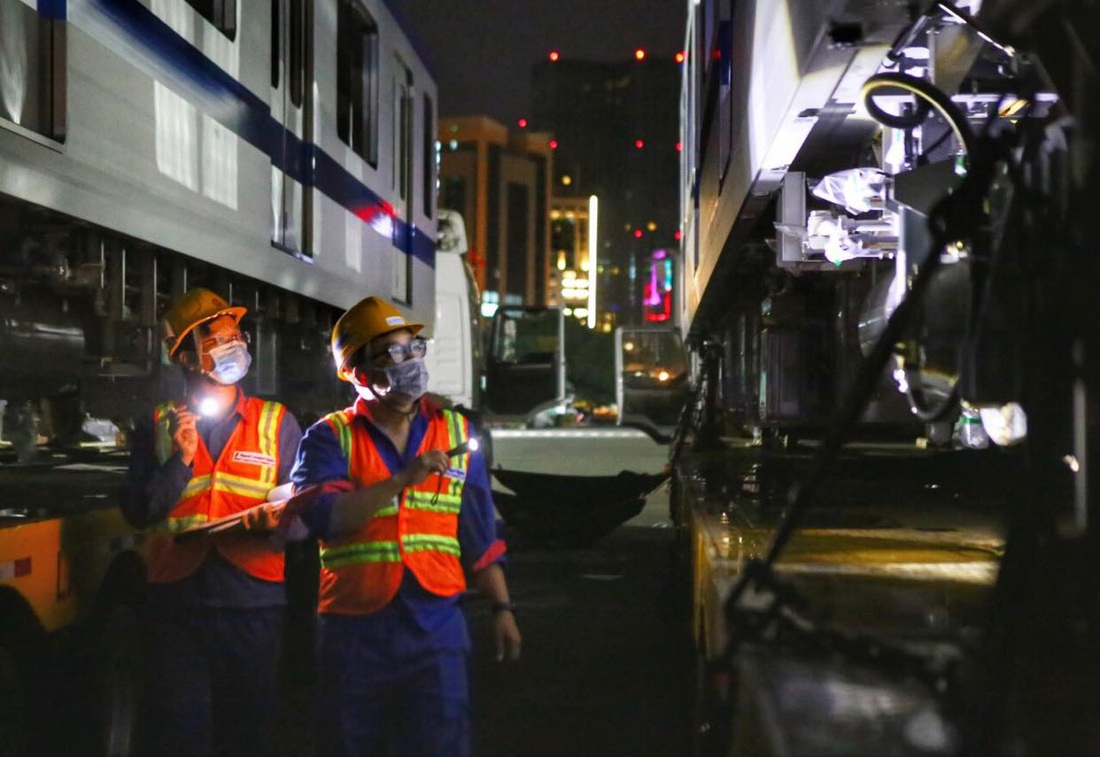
[0,0,438,751]
[620,0,1100,753]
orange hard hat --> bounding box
[162,288,247,358]
[331,296,423,380]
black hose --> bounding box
[861,72,976,156]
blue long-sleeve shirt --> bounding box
[290,396,505,646]
[125,389,302,608]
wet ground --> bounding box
[466,517,695,757]
[270,507,695,757]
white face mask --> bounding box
[352,358,429,404]
[382,358,430,401]
[207,341,252,385]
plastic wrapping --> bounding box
[812,168,888,215]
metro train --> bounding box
[612,0,1100,753]
[0,1,439,751]
[0,0,439,428]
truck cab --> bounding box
[426,209,568,437]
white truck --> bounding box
[427,210,568,452]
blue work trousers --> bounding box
[315,610,471,757]
[143,604,284,757]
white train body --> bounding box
[0,0,440,420]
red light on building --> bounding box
[675,51,685,64]
[675,141,682,152]
[518,118,528,129]
[634,49,646,61]
[549,50,560,62]
[549,139,559,150]
[634,139,645,150]
[633,229,644,239]
[674,230,682,241]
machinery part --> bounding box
[0,288,86,401]
[861,72,976,156]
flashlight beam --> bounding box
[446,437,480,457]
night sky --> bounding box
[397,0,688,124]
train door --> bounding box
[271,0,311,256]
[391,58,414,302]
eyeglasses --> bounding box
[368,337,427,366]
[195,329,249,353]
[197,330,249,351]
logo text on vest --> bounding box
[232,451,277,467]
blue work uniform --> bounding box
[290,397,505,757]
[125,389,302,757]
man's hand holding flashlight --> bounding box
[402,450,448,487]
[169,406,198,466]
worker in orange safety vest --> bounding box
[124,288,302,757]
[289,295,521,757]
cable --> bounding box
[866,94,931,130]
[861,73,976,156]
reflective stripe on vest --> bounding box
[147,398,286,583]
[316,407,470,613]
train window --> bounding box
[270,0,279,88]
[289,0,304,108]
[185,0,237,40]
[395,67,412,201]
[423,94,435,219]
[271,0,305,107]
[337,0,379,167]
[0,0,66,143]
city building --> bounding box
[437,116,553,315]
[549,195,602,329]
[531,53,681,328]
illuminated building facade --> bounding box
[642,249,674,323]
[437,116,554,314]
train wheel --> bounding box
[94,605,143,757]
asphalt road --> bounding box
[468,428,695,756]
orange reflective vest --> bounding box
[146,397,286,584]
[317,407,471,615]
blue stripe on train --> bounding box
[86,0,434,268]
[38,0,67,20]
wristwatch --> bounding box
[491,601,516,616]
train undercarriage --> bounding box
[640,0,1100,752]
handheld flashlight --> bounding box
[193,396,221,418]
[446,437,480,457]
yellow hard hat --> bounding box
[162,288,247,358]
[331,296,423,380]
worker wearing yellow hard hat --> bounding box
[123,288,302,757]
[290,295,521,756]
